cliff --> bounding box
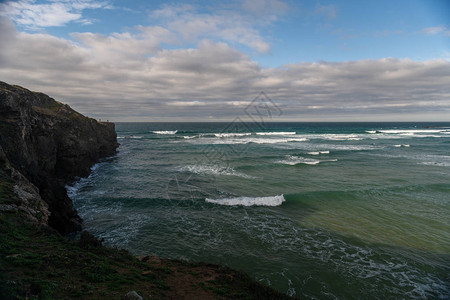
[0,82,293,299]
[0,81,118,233]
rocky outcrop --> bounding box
[0,144,50,225]
[0,81,118,234]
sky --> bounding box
[0,0,449,122]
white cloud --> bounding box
[0,0,110,29]
[149,3,275,53]
[0,17,449,121]
[419,26,450,36]
[71,26,175,66]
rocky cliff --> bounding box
[0,81,118,234]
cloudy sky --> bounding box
[0,0,449,121]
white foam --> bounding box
[421,161,450,167]
[214,133,251,138]
[278,156,319,165]
[366,130,377,134]
[206,194,285,206]
[152,130,178,134]
[413,135,443,138]
[278,155,338,165]
[394,144,410,147]
[379,129,445,134]
[303,134,363,141]
[256,132,296,135]
[183,135,197,139]
[308,151,330,155]
[249,137,308,144]
[66,184,79,198]
[178,165,254,178]
[118,135,143,139]
[184,137,308,145]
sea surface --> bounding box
[69,122,450,299]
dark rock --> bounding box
[123,291,143,300]
[78,230,104,248]
[0,81,118,233]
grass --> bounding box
[0,213,172,299]
[0,172,294,299]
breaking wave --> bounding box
[205,195,285,206]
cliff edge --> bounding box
[0,81,118,234]
[0,82,293,299]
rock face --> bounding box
[0,81,118,233]
[0,144,50,225]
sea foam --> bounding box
[379,129,445,134]
[214,133,252,138]
[278,155,337,165]
[152,130,178,134]
[178,165,254,178]
[118,135,143,139]
[205,194,285,206]
[256,132,296,135]
[308,151,330,155]
[184,137,308,145]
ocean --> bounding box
[68,122,450,299]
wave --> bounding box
[394,144,410,147]
[152,130,178,134]
[117,135,143,139]
[379,129,446,134]
[421,161,450,167]
[183,135,197,139]
[277,155,337,166]
[366,130,377,134]
[308,151,330,155]
[214,133,252,138]
[249,137,308,144]
[303,134,363,141]
[205,194,285,206]
[178,165,254,178]
[184,137,308,145]
[256,132,296,136]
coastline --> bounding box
[0,81,292,299]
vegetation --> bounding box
[0,189,293,299]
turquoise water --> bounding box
[69,122,450,299]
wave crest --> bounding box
[256,132,296,135]
[152,130,178,134]
[206,195,285,206]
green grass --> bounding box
[0,213,170,299]
[0,175,293,299]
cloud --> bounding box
[419,26,450,36]
[0,17,449,121]
[149,3,277,53]
[315,4,338,20]
[70,26,175,66]
[0,0,110,29]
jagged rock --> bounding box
[123,291,143,300]
[0,81,118,233]
[0,144,49,225]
